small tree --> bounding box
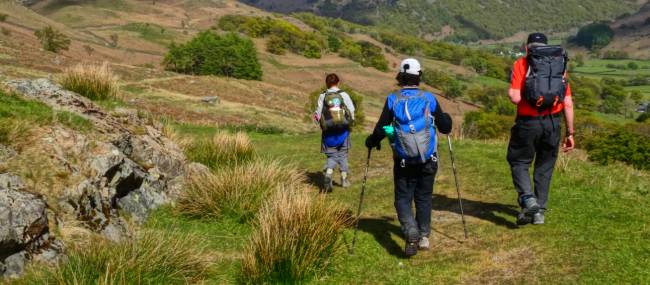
[627,61,639,70]
[34,26,70,53]
[0,13,7,22]
[109,34,119,47]
[83,45,95,56]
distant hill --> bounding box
[241,0,647,41]
[604,2,650,59]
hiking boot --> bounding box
[516,211,532,225]
[323,169,333,192]
[533,211,545,225]
[404,228,419,257]
[341,172,351,188]
[521,196,541,215]
[418,236,430,250]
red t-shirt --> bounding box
[510,57,571,116]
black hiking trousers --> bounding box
[394,158,438,238]
[507,115,561,210]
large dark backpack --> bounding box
[319,90,352,132]
[524,46,568,111]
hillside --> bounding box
[0,0,478,133]
[241,0,646,41]
[604,2,650,59]
[1,0,649,283]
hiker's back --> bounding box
[388,90,437,164]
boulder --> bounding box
[0,174,57,278]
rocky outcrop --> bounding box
[0,174,62,278]
[2,79,189,276]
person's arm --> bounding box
[563,88,575,152]
[509,59,524,104]
[341,92,355,120]
[313,93,325,122]
[509,89,522,104]
[433,103,452,134]
[365,98,392,149]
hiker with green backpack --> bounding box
[365,59,452,257]
[507,33,575,226]
[314,73,356,192]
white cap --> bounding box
[399,58,421,75]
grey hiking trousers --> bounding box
[324,150,349,173]
[507,115,561,210]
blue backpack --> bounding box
[390,91,437,164]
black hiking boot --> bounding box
[517,196,540,225]
[404,228,419,257]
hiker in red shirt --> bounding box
[507,33,575,226]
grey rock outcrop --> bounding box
[0,174,61,278]
[1,78,191,274]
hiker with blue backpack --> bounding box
[314,73,356,192]
[365,58,452,257]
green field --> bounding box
[573,59,650,101]
[143,128,650,284]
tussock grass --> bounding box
[241,188,350,284]
[60,62,119,101]
[15,230,212,285]
[184,132,255,169]
[178,159,303,220]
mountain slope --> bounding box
[605,2,650,59]
[242,0,647,41]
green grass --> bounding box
[0,91,93,145]
[136,124,650,283]
[14,122,647,284]
[121,22,176,45]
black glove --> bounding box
[365,135,381,151]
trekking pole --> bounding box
[350,149,372,254]
[446,135,468,239]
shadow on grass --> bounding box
[356,216,406,258]
[432,194,519,229]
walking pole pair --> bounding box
[350,149,372,254]
[446,135,469,239]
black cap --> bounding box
[527,33,548,45]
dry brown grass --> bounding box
[184,132,256,170]
[59,62,119,101]
[241,188,350,284]
[178,159,304,220]
[16,230,213,285]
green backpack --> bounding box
[319,90,352,131]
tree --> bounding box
[109,34,119,48]
[572,22,614,50]
[34,26,70,53]
[163,31,263,80]
[630,90,643,104]
[627,61,639,70]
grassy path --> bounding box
[148,130,650,284]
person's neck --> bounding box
[401,86,419,89]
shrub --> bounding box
[636,112,650,123]
[241,188,349,284]
[306,85,365,128]
[602,50,629,59]
[339,40,388,71]
[16,231,212,284]
[34,26,70,53]
[164,31,262,80]
[1,27,9,36]
[585,129,650,170]
[183,132,255,170]
[178,159,303,220]
[59,62,119,101]
[0,13,7,22]
[462,110,512,139]
[627,61,639,70]
[572,22,614,50]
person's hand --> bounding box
[365,135,381,151]
[312,113,320,123]
[563,135,575,152]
